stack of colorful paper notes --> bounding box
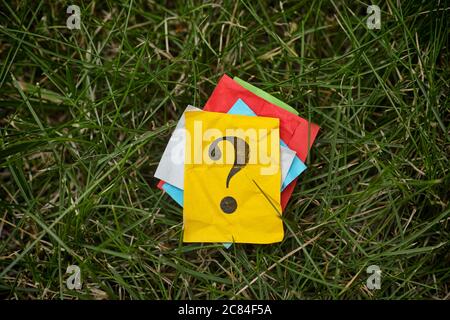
[154,75,320,245]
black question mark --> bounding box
[208,136,250,213]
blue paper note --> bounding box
[162,99,307,249]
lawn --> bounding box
[0,0,449,299]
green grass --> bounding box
[0,0,449,299]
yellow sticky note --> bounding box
[183,110,283,244]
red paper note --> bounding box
[203,75,320,209]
